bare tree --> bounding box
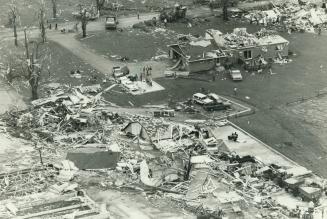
[23,31,44,100]
[51,0,57,18]
[78,5,89,38]
[38,0,46,43]
[8,0,19,47]
[95,0,105,12]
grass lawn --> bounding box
[78,28,176,62]
[101,17,327,177]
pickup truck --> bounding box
[203,102,231,111]
[105,16,118,30]
[112,66,129,78]
[230,69,243,81]
[193,93,213,105]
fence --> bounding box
[286,89,327,106]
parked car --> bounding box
[120,76,138,92]
[230,69,243,81]
[193,93,213,105]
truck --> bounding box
[159,4,187,23]
[193,93,213,105]
[204,93,232,111]
[105,16,118,30]
[203,102,231,111]
[230,69,243,81]
[112,66,129,78]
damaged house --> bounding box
[168,28,289,73]
[168,37,227,73]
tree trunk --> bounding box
[82,22,87,37]
[13,16,18,46]
[52,0,57,18]
[31,83,39,100]
[81,9,87,38]
[40,9,46,43]
[96,0,104,12]
[24,29,29,59]
[222,0,228,21]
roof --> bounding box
[209,28,289,49]
[193,93,207,98]
[168,42,226,62]
[257,35,289,46]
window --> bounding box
[276,44,284,51]
[243,50,252,59]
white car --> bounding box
[193,93,213,105]
[121,78,138,92]
[230,69,243,81]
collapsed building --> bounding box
[168,28,289,73]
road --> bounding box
[48,32,167,78]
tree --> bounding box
[23,29,40,100]
[51,0,57,18]
[38,0,46,43]
[95,0,105,12]
[222,0,229,21]
[8,0,19,47]
[77,5,90,38]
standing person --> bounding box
[55,23,58,30]
[318,26,322,35]
[149,65,152,75]
[164,18,167,27]
[233,87,238,96]
[137,11,140,20]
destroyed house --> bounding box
[122,122,152,143]
[209,28,289,64]
[167,28,288,73]
[168,41,227,73]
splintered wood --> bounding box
[0,166,56,200]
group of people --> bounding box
[138,65,153,86]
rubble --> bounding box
[66,143,121,170]
[243,0,327,33]
[1,83,327,218]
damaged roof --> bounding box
[169,41,227,62]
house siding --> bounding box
[187,59,217,73]
[229,42,289,63]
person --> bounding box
[212,73,216,81]
[318,26,322,35]
[164,18,167,27]
[55,23,58,30]
[137,11,140,20]
[148,65,152,75]
[233,87,238,96]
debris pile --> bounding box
[243,1,327,33]
[1,87,327,218]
